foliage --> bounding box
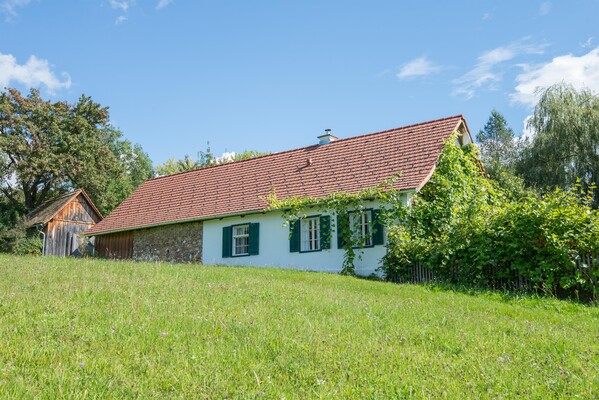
[70,124,154,215]
[156,142,270,176]
[0,196,23,252]
[12,234,42,255]
[382,138,599,299]
[516,83,599,206]
[0,88,153,217]
[1,255,597,398]
[476,109,518,182]
[266,177,402,275]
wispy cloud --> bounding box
[1,0,31,18]
[0,52,71,92]
[453,38,547,98]
[156,0,173,10]
[109,0,134,24]
[581,37,594,48]
[397,57,442,79]
[511,47,599,107]
[539,2,551,16]
[110,0,133,12]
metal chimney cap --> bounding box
[317,129,338,145]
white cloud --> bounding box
[0,53,71,92]
[516,48,599,140]
[110,0,133,12]
[397,57,441,79]
[156,0,173,10]
[521,115,535,140]
[581,37,594,48]
[1,0,31,18]
[115,15,127,25]
[453,39,546,98]
[216,151,236,164]
[511,47,599,106]
[539,2,551,15]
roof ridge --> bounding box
[148,114,464,182]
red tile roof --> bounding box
[87,115,469,235]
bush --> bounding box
[13,235,43,256]
[382,139,599,300]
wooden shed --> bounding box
[25,189,103,257]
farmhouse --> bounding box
[26,189,103,257]
[86,115,472,275]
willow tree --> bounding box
[517,84,599,205]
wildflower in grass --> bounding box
[161,331,168,336]
[79,362,85,367]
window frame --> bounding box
[348,208,374,248]
[231,223,250,257]
[299,215,321,253]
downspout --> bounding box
[40,230,46,256]
[35,223,46,256]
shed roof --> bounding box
[88,115,469,235]
[25,189,102,227]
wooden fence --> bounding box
[399,254,598,293]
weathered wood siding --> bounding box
[96,231,133,259]
[44,194,102,257]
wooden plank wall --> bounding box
[95,231,133,259]
[44,195,101,257]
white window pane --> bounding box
[300,217,320,251]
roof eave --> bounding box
[415,117,471,191]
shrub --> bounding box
[382,139,599,300]
[12,235,43,256]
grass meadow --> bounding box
[0,254,597,398]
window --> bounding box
[290,215,330,253]
[350,210,372,247]
[301,217,320,252]
[232,224,249,256]
[222,223,259,258]
[337,209,384,249]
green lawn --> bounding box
[0,255,597,399]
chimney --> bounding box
[317,128,338,145]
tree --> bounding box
[516,84,599,205]
[476,110,517,180]
[156,143,269,176]
[0,88,153,216]
[76,124,154,214]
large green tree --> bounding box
[516,84,599,204]
[0,88,153,216]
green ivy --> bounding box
[266,175,404,275]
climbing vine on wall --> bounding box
[265,175,404,275]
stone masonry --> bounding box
[132,221,202,263]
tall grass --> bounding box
[0,255,597,398]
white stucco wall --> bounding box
[202,200,402,276]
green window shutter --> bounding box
[320,215,331,250]
[289,220,300,252]
[249,223,260,255]
[372,209,385,246]
[337,212,349,249]
[222,226,232,258]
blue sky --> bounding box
[1,1,598,165]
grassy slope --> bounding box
[0,255,597,399]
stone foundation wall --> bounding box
[132,222,202,263]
